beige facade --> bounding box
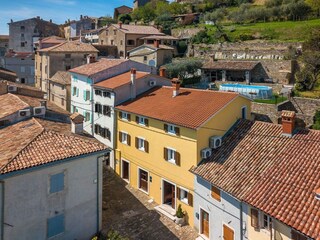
[48,71,71,112]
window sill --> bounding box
[138,188,149,195]
[180,198,189,205]
[167,159,176,165]
[138,148,145,152]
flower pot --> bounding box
[175,216,185,226]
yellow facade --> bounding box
[115,95,251,227]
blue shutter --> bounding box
[47,214,65,238]
[50,172,64,193]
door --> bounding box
[122,161,129,181]
[163,180,176,209]
[139,169,148,192]
[201,209,209,238]
[171,185,175,208]
[223,224,234,240]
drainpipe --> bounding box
[240,201,243,240]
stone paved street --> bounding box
[102,167,199,240]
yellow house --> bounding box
[114,81,251,226]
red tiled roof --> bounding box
[5,52,34,58]
[115,5,133,14]
[38,41,98,53]
[191,120,320,239]
[202,60,260,71]
[39,36,66,44]
[0,118,107,174]
[0,93,29,119]
[94,71,150,90]
[116,87,240,129]
[111,24,165,35]
[69,58,129,77]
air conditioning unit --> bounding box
[209,136,222,149]
[8,85,17,92]
[33,106,46,116]
[149,80,156,87]
[201,148,212,159]
[19,109,31,117]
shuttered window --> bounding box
[50,172,64,193]
[164,147,180,166]
[119,112,130,121]
[103,105,111,116]
[164,124,180,136]
[211,185,221,202]
[135,137,149,153]
[47,214,65,238]
[251,208,259,228]
[119,132,130,145]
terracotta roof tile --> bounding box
[94,71,150,90]
[191,120,320,239]
[111,24,165,35]
[115,5,133,14]
[38,41,98,53]
[49,71,71,85]
[0,118,107,174]
[116,87,240,129]
[0,94,29,119]
[39,36,66,44]
[5,52,34,58]
[70,112,84,123]
[202,60,260,71]
[140,35,179,40]
[69,58,129,77]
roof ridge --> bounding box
[7,93,30,106]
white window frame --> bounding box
[167,147,176,164]
[121,131,128,145]
[85,111,90,122]
[138,116,145,126]
[179,186,189,205]
[168,124,176,135]
[121,112,128,121]
[137,137,145,151]
[261,213,272,231]
[85,90,90,101]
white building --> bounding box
[0,115,108,240]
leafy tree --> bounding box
[118,14,132,24]
[313,110,320,130]
[131,2,156,23]
[163,58,203,81]
[154,13,175,35]
[306,0,320,16]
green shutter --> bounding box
[76,88,79,97]
[71,87,74,96]
[83,90,86,101]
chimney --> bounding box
[70,112,84,134]
[80,15,83,20]
[119,22,122,29]
[281,110,296,137]
[130,68,137,99]
[87,54,96,64]
[154,39,159,48]
[171,78,181,97]
[159,67,166,77]
[40,100,47,109]
[0,81,8,95]
[37,16,40,19]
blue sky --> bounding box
[0,0,134,34]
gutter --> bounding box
[240,201,243,240]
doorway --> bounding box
[121,160,129,182]
[138,168,148,193]
[162,180,176,209]
[200,209,209,238]
[223,224,234,240]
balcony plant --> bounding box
[175,204,185,226]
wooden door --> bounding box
[223,224,234,240]
[201,209,209,238]
[122,161,129,180]
[171,185,175,208]
[139,170,148,192]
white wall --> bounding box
[0,152,105,240]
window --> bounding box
[120,40,123,45]
[103,91,111,98]
[85,111,91,122]
[95,125,110,140]
[111,40,114,45]
[143,56,147,62]
[95,89,102,96]
[135,137,149,152]
[113,30,116,35]
[211,185,221,201]
[292,230,308,240]
[83,90,90,101]
[164,124,180,135]
[72,105,76,113]
[262,214,272,230]
[65,54,71,58]
[21,33,24,37]
[20,78,25,84]
[179,188,188,204]
[164,147,180,165]
[95,103,102,114]
[20,66,25,72]
[20,26,25,30]
[119,132,130,145]
[251,208,259,228]
[136,116,148,126]
[127,40,135,46]
[103,105,111,116]
[138,168,148,192]
[50,172,64,193]
[21,42,25,47]
[242,106,247,119]
[61,98,64,106]
[119,51,124,58]
[119,111,130,121]
[47,214,64,238]
[72,87,78,96]
[94,124,101,134]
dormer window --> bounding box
[136,116,148,126]
[119,111,130,121]
[164,124,180,136]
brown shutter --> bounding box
[187,192,193,206]
[119,111,122,118]
[211,186,221,201]
[175,151,181,166]
[251,208,259,228]
[119,132,122,142]
[164,124,168,132]
[164,147,168,160]
[127,134,131,146]
[136,116,139,123]
[175,127,180,136]
[127,114,131,121]
[145,118,149,127]
[177,187,181,199]
[144,140,149,153]
[135,137,139,149]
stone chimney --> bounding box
[119,22,122,29]
[281,110,296,137]
[70,112,84,134]
[154,39,159,48]
[0,81,8,95]
[171,78,181,97]
[159,67,166,77]
[130,68,137,99]
[40,100,47,109]
[87,54,96,64]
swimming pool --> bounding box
[219,84,273,99]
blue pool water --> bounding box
[220,84,273,99]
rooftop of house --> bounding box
[191,119,320,239]
[69,58,129,77]
[49,71,71,85]
[202,60,260,71]
[38,41,99,53]
[129,44,174,55]
[37,36,66,44]
[0,67,17,81]
[0,118,107,175]
[140,35,179,40]
[115,5,133,13]
[111,23,165,35]
[0,93,29,119]
[94,71,150,90]
[5,51,34,59]
[0,35,9,40]
[116,86,241,129]
[8,17,59,26]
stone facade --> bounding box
[0,35,9,57]
[64,16,98,39]
[8,17,60,52]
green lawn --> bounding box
[254,95,288,104]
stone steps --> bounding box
[154,205,176,221]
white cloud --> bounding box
[45,0,77,5]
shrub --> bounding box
[176,204,185,218]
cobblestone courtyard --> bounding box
[102,168,199,240]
